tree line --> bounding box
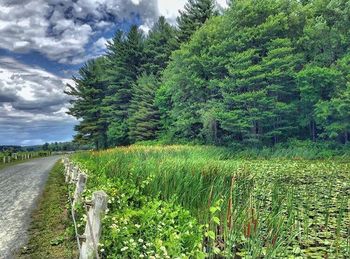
[66,0,350,149]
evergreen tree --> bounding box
[128,74,160,142]
[103,26,145,146]
[65,57,109,149]
[143,16,178,77]
[176,0,216,43]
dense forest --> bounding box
[66,0,350,149]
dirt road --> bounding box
[0,156,61,258]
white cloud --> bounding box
[0,57,77,145]
[0,0,159,64]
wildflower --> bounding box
[100,248,105,253]
[135,224,141,228]
[138,238,144,243]
[139,254,145,258]
[121,246,129,252]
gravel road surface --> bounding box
[0,156,61,258]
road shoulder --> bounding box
[16,161,77,258]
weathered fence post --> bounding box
[7,156,10,163]
[3,157,5,164]
[70,166,79,184]
[73,173,88,207]
[80,191,108,259]
[65,162,71,183]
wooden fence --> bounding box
[1,153,34,164]
[63,157,108,259]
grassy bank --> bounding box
[17,162,77,258]
[71,145,350,258]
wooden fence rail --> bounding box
[63,157,108,259]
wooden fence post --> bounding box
[7,156,10,163]
[65,163,71,183]
[80,191,108,259]
[73,173,87,207]
[70,166,79,183]
[3,157,5,164]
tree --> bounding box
[143,16,178,77]
[315,54,350,143]
[128,74,161,142]
[297,66,343,141]
[103,26,145,146]
[176,0,216,43]
[65,57,109,149]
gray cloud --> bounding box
[0,57,76,145]
[0,0,158,64]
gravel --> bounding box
[0,156,61,258]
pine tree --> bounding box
[128,74,160,142]
[65,57,109,149]
[176,0,216,43]
[103,26,145,146]
[143,16,178,77]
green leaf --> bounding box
[212,216,220,225]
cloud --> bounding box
[0,57,76,145]
[0,1,228,64]
[0,0,159,64]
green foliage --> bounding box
[65,57,109,149]
[128,74,161,142]
[143,16,178,77]
[103,26,145,146]
[176,0,216,43]
[72,145,350,257]
[67,0,350,148]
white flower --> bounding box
[135,224,141,228]
[138,238,144,243]
[100,248,105,253]
[121,246,129,252]
[139,254,145,258]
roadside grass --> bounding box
[17,162,77,259]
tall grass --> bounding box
[73,145,350,257]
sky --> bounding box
[0,0,228,146]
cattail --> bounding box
[226,176,235,230]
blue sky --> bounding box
[0,0,227,146]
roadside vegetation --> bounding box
[72,145,350,258]
[17,162,77,259]
[63,0,350,257]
